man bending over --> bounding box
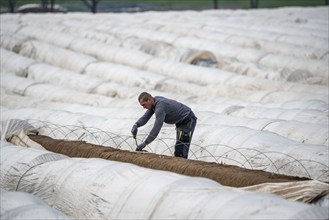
[131,92,197,159]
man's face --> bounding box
[139,98,153,110]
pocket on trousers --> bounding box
[178,129,190,142]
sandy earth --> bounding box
[29,134,309,187]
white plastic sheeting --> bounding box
[0,141,67,193]
[0,6,328,190]
[19,40,97,73]
[1,119,328,207]
[94,17,328,78]
[107,23,328,78]
[1,47,327,103]
[2,25,327,94]
[17,25,217,65]
[1,143,328,220]
[2,92,327,145]
[0,119,43,149]
[0,48,141,98]
[50,19,327,84]
[1,189,73,220]
[0,47,37,77]
[1,107,327,182]
[1,74,114,107]
[196,112,328,145]
[227,105,328,124]
[239,181,329,207]
[1,119,37,141]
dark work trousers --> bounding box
[175,112,197,159]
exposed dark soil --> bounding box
[29,134,310,187]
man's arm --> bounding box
[132,109,154,140]
[144,110,165,145]
[135,109,154,127]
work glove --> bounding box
[136,142,146,151]
[131,124,138,139]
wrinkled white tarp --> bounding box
[1,188,73,220]
[0,7,328,218]
[17,25,217,65]
[2,119,327,208]
[3,26,327,95]
[239,180,329,207]
[1,105,329,181]
[1,108,327,182]
[0,119,43,149]
[1,119,38,141]
[1,74,114,107]
[1,142,328,220]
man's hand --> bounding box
[136,142,146,151]
[131,124,138,139]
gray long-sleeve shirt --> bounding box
[135,96,192,145]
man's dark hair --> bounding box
[138,92,153,102]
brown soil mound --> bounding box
[29,135,309,187]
